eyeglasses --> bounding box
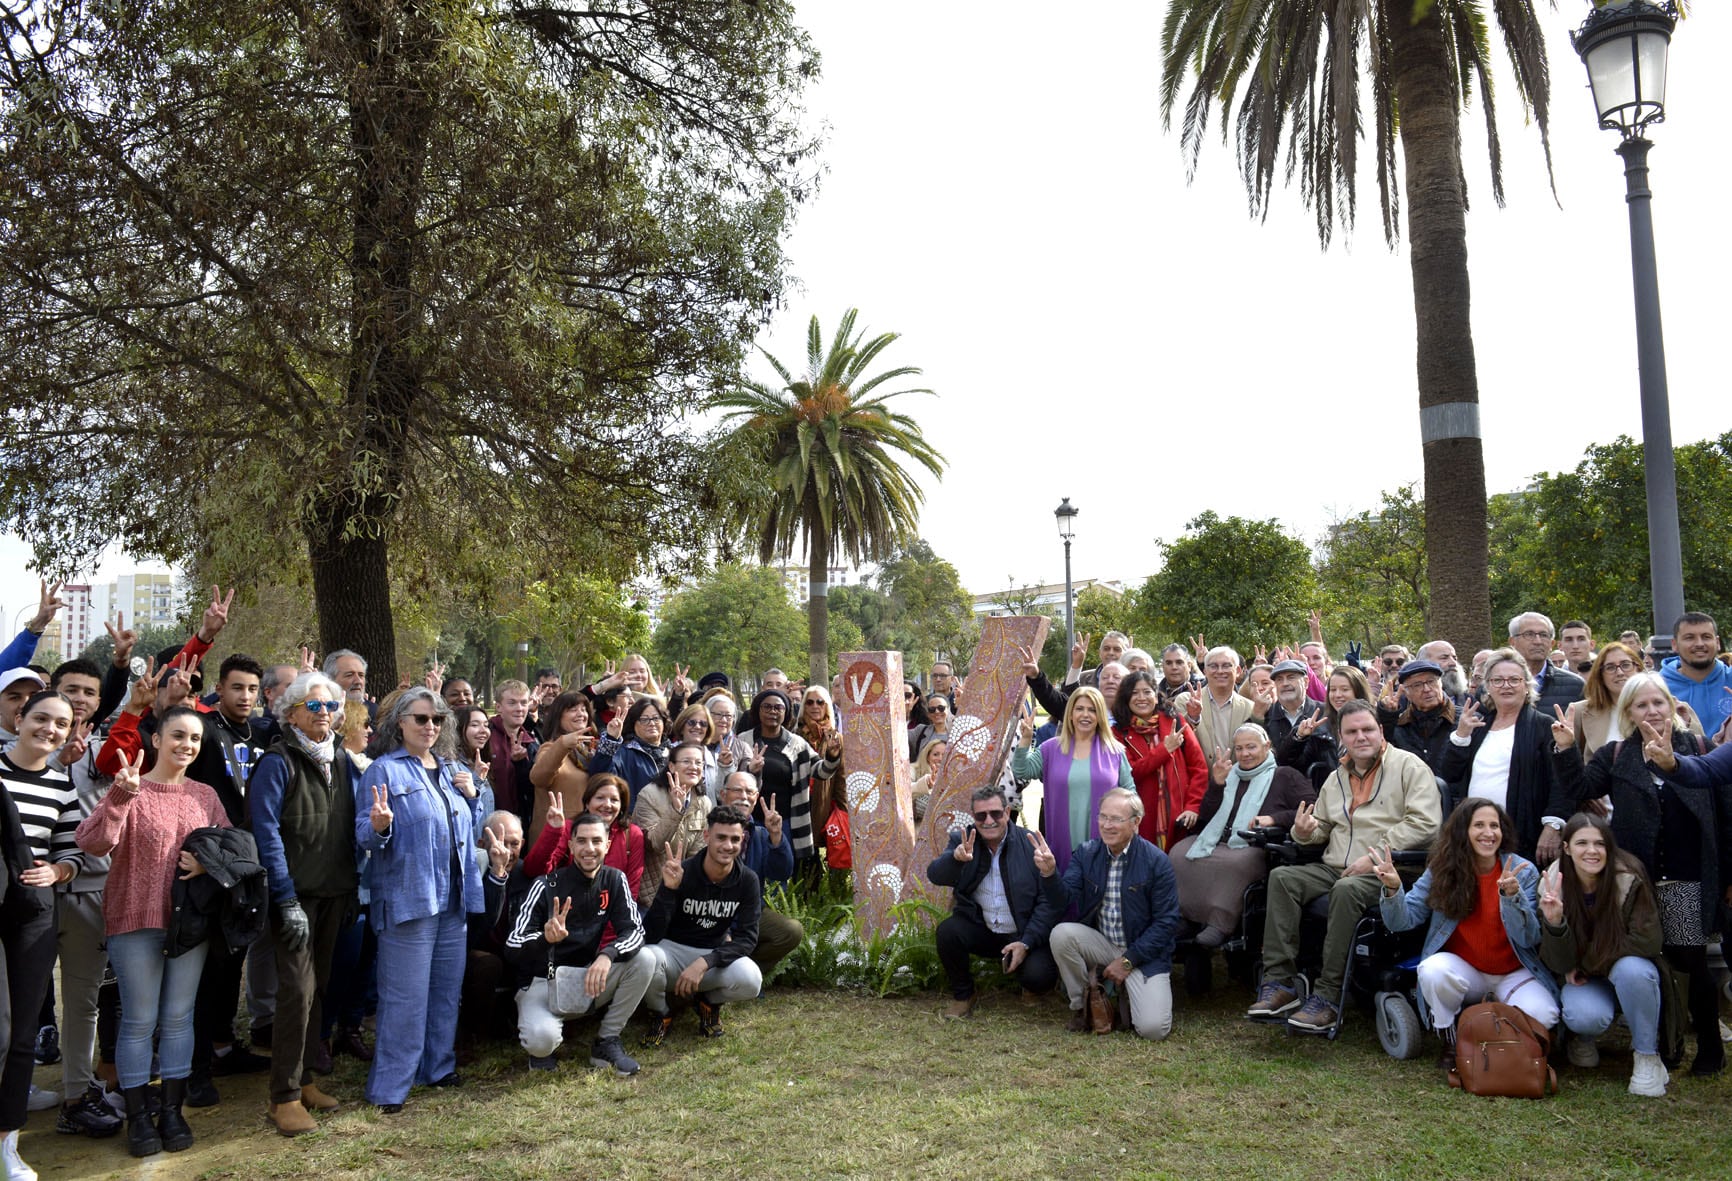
[1601,660,1638,675]
[904,691,916,700]
[684,719,709,730]
[1099,812,1135,826]
[761,702,785,711]
[1404,678,1441,692]
[971,809,1005,823]
[1487,676,1526,688]
[406,714,444,727]
[1382,657,1407,668]
[637,715,665,725]
[300,700,342,715]
[1514,629,1553,642]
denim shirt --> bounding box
[1381,854,1560,1027]
[355,748,485,930]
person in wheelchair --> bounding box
[1375,798,1559,1072]
[1247,702,1442,1032]
[1170,724,1315,949]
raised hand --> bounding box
[823,728,843,759]
[669,769,690,811]
[483,824,514,877]
[1308,609,1325,644]
[1184,692,1202,722]
[605,711,625,740]
[1550,704,1576,750]
[112,749,145,796]
[1367,843,1402,890]
[1028,830,1056,876]
[28,578,67,633]
[57,720,94,769]
[1070,632,1092,672]
[668,664,693,697]
[105,614,138,668]
[1455,699,1487,739]
[1296,712,1323,739]
[1016,644,1040,680]
[1539,865,1564,925]
[716,741,734,768]
[423,662,445,692]
[747,743,766,775]
[544,788,566,831]
[1640,718,1676,771]
[1497,854,1522,898]
[1254,643,1269,666]
[369,785,394,833]
[1017,713,1035,748]
[661,840,687,890]
[952,826,978,863]
[1292,799,1319,841]
[299,646,319,674]
[1190,633,1207,663]
[1210,749,1232,785]
[759,793,783,845]
[543,895,573,944]
[197,584,236,642]
[1163,725,1185,752]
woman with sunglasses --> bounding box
[671,704,724,802]
[246,672,357,1135]
[355,688,484,1113]
[797,687,845,838]
[904,681,933,762]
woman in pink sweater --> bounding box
[74,705,228,1159]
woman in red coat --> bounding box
[1111,671,1208,850]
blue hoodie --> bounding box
[1660,654,1732,740]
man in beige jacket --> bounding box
[1246,700,1442,1033]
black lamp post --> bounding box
[1054,497,1078,660]
[1572,0,1684,653]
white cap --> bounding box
[0,668,47,695]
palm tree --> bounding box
[1160,0,1554,654]
[715,309,946,685]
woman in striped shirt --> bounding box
[0,689,79,1179]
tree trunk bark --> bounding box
[807,537,829,687]
[308,502,398,689]
[1392,0,1492,656]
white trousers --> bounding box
[1050,922,1173,1041]
[1416,951,1560,1031]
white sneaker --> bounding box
[1,1129,38,1181]
[1629,1051,1669,1098]
[1567,1034,1600,1068]
[24,1085,57,1112]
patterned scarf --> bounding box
[290,725,336,785]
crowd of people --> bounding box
[1,579,1731,1176]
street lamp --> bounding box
[516,640,530,685]
[1572,0,1684,653]
[1053,497,1078,661]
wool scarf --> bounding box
[1188,752,1277,860]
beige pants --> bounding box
[1050,922,1174,1041]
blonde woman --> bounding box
[1011,686,1132,876]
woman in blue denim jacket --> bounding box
[1377,798,1560,1072]
[355,688,484,1111]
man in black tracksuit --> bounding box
[641,805,761,1045]
[504,813,653,1076]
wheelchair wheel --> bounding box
[1375,991,1424,1060]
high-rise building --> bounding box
[59,584,97,658]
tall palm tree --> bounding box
[1160,0,1555,654]
[715,309,946,685]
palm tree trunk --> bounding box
[807,537,830,686]
[1391,0,1492,655]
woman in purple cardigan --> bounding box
[1010,687,1132,875]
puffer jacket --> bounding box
[167,826,267,957]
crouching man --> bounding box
[642,805,763,1045]
[1051,788,1181,1040]
[505,812,652,1076]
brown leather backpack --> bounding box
[1449,1001,1559,1098]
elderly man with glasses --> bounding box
[927,785,1065,1019]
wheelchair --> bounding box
[1240,828,1430,1060]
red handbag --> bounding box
[824,805,852,869]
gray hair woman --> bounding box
[249,670,358,1134]
[353,687,484,1112]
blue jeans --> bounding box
[366,908,465,1106]
[1560,955,1661,1055]
[107,930,208,1089]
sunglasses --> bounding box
[971,808,1005,823]
[406,714,444,727]
[928,704,949,714]
[300,700,342,715]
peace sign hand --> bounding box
[1640,718,1677,771]
[1539,865,1564,925]
[1163,725,1185,752]
[1016,644,1040,680]
[197,584,236,642]
[1070,632,1092,672]
[1550,704,1576,750]
[1210,749,1232,785]
[1497,855,1522,898]
[112,749,145,797]
[1296,712,1322,739]
[661,841,687,890]
[1455,699,1487,739]
[748,744,766,775]
[1190,634,1207,663]
[1017,713,1034,747]
[126,658,157,715]
[544,787,566,831]
[1028,830,1056,877]
[953,827,977,863]
[298,646,319,674]
[28,578,68,633]
[483,823,514,877]
[369,785,394,833]
[1367,843,1402,891]
[58,720,94,769]
[758,793,783,845]
[1291,800,1319,841]
[543,895,573,944]
[105,614,138,668]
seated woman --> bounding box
[1011,686,1132,876]
[527,692,592,843]
[1557,672,1725,1077]
[1539,813,1669,1097]
[1439,648,1554,862]
[633,742,711,908]
[1170,724,1314,949]
[1376,798,1558,1072]
[1111,670,1207,851]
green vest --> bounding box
[269,739,359,901]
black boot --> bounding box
[157,1077,195,1152]
[123,1086,162,1158]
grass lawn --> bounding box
[23,966,1730,1181]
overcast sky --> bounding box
[5,2,1727,632]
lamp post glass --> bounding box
[1572,2,1675,136]
[1054,498,1077,664]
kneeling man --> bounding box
[1051,788,1181,1040]
[505,811,653,1076]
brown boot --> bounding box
[268,1099,316,1137]
[1066,1008,1089,1033]
[941,995,977,1020]
[300,1084,340,1111]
